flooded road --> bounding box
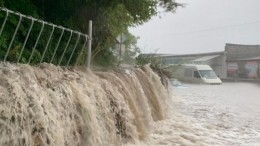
[144,82,260,146]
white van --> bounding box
[175,64,222,84]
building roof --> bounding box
[225,43,260,60]
[142,51,225,58]
[193,55,220,62]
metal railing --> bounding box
[0,7,92,67]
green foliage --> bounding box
[93,48,118,67]
[119,32,140,65]
[0,0,182,66]
[0,1,40,63]
[158,0,183,12]
[136,54,180,78]
[3,0,38,17]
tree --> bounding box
[0,0,182,66]
[119,33,141,65]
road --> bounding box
[146,82,260,146]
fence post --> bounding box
[0,8,9,37]
[50,27,65,63]
[40,24,55,63]
[58,30,73,65]
[67,32,80,66]
[17,17,34,63]
[86,20,92,68]
[4,13,22,63]
[28,21,45,64]
[75,36,87,66]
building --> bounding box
[148,43,260,79]
[225,44,260,79]
[153,51,227,78]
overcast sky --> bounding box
[129,0,260,54]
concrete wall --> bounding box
[209,55,227,79]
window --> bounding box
[194,71,201,78]
[199,70,217,78]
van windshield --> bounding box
[199,70,217,78]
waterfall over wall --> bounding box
[0,63,171,146]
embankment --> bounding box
[0,63,171,146]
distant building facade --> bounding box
[225,44,260,79]
[148,43,260,79]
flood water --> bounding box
[0,63,170,146]
[140,82,260,146]
[1,64,260,146]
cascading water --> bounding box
[0,63,171,146]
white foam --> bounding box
[0,63,171,146]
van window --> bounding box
[194,71,201,78]
[199,70,217,78]
[184,69,192,77]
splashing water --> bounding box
[0,63,171,146]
